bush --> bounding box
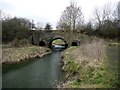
[2,17,32,43]
[11,38,31,47]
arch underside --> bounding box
[39,41,46,46]
[71,42,78,46]
[49,37,68,48]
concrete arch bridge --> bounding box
[29,30,82,49]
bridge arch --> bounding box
[48,37,68,49]
[39,40,46,46]
[71,40,80,46]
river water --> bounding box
[2,51,63,88]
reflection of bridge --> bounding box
[29,30,82,48]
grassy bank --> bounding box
[61,38,119,88]
[2,45,51,64]
[52,39,65,45]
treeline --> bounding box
[2,17,33,43]
[82,19,119,39]
[1,1,120,43]
[56,1,120,40]
[1,14,52,43]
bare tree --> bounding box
[0,10,11,20]
[94,8,102,29]
[94,3,115,30]
[92,2,119,38]
[57,1,84,31]
[36,22,43,30]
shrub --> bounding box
[11,38,31,47]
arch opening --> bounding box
[39,41,46,46]
[49,37,68,50]
[71,42,78,46]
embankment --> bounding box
[61,39,119,88]
[2,45,51,64]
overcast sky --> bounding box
[0,0,119,29]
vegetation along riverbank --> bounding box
[2,39,51,64]
[60,38,119,88]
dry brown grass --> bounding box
[61,38,106,88]
[61,38,119,88]
[71,38,105,69]
[2,46,51,64]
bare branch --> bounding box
[57,1,84,31]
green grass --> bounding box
[101,45,119,88]
[85,45,119,88]
[2,45,51,64]
[62,41,119,88]
[52,39,65,45]
[64,60,81,73]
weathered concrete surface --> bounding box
[29,30,82,47]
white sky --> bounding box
[0,0,119,29]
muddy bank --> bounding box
[2,46,51,64]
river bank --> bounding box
[61,39,119,88]
[2,45,51,64]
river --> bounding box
[2,51,63,88]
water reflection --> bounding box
[52,45,65,51]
